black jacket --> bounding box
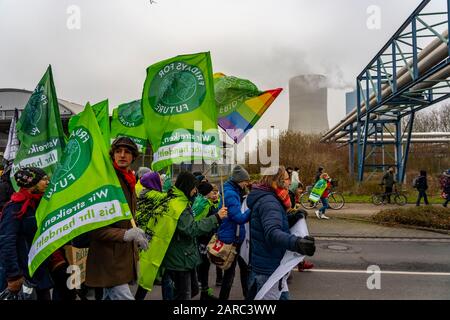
[414,175,428,190]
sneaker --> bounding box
[315,210,321,219]
[200,288,218,300]
[321,214,330,220]
[297,260,314,272]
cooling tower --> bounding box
[288,75,329,134]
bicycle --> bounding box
[371,184,407,206]
[299,180,345,210]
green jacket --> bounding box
[162,189,220,271]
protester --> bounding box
[246,166,315,300]
[135,166,151,196]
[414,170,429,206]
[0,165,14,210]
[314,166,324,183]
[441,169,450,208]
[134,171,167,300]
[161,172,227,300]
[217,165,251,300]
[85,137,149,300]
[315,173,332,220]
[0,167,53,300]
[381,166,396,204]
[192,182,221,300]
[289,167,301,193]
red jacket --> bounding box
[321,181,332,198]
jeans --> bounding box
[247,271,289,300]
[162,269,199,300]
[416,189,429,206]
[103,284,135,300]
[0,265,6,292]
[219,250,248,300]
[319,197,329,214]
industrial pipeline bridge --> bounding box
[321,0,450,182]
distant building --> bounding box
[0,88,83,151]
[288,75,329,134]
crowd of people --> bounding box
[0,136,448,301]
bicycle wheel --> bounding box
[372,193,383,205]
[328,192,345,210]
[300,192,316,209]
[395,194,407,206]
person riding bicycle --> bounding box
[314,173,332,220]
[314,166,324,183]
[381,166,396,204]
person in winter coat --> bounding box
[414,170,429,206]
[0,167,53,300]
[161,172,227,300]
[192,181,220,300]
[246,166,315,300]
[441,169,450,208]
[217,165,251,300]
[315,173,332,220]
[0,166,14,211]
[135,166,151,196]
[134,171,167,300]
[381,166,396,204]
[85,137,149,300]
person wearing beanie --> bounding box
[0,167,53,300]
[160,172,228,300]
[134,171,167,300]
[86,136,148,300]
[191,182,221,300]
[135,167,152,196]
[217,165,251,300]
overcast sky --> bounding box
[1,0,444,137]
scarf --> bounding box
[273,185,292,210]
[10,188,43,220]
[113,161,136,193]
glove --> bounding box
[295,236,316,256]
[124,228,149,251]
[7,276,24,294]
[287,209,307,227]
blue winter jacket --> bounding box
[247,185,298,275]
[217,180,250,244]
[0,201,53,290]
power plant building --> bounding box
[288,75,329,134]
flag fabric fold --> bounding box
[28,103,132,276]
[214,73,282,144]
[141,52,220,171]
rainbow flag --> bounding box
[214,73,282,143]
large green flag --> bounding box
[110,99,147,153]
[141,52,220,171]
[11,65,66,190]
[28,103,132,276]
[68,99,110,148]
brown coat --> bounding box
[85,169,138,288]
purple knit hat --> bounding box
[140,172,162,192]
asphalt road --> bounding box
[142,237,450,300]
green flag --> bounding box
[141,52,220,171]
[11,65,66,190]
[68,99,110,148]
[28,103,132,276]
[111,99,147,153]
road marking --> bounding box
[295,268,450,276]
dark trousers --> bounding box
[162,269,199,300]
[219,252,248,300]
[383,186,393,203]
[416,189,429,206]
[444,194,450,207]
[198,253,211,290]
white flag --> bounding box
[4,109,19,161]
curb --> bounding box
[332,215,450,236]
